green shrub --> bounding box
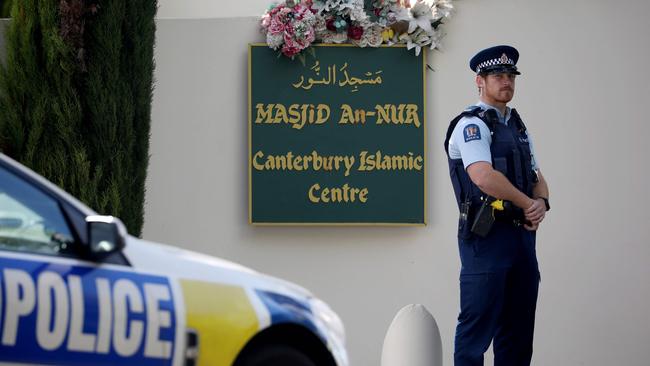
[0,0,157,236]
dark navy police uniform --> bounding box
[445,45,541,366]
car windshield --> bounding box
[0,166,75,255]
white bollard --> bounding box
[381,304,443,366]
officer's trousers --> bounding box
[454,253,540,366]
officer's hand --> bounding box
[524,221,539,231]
[525,198,546,224]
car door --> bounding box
[0,162,180,365]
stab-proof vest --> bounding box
[444,107,536,237]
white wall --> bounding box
[144,1,650,365]
[157,0,262,19]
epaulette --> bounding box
[464,105,482,114]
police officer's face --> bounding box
[478,73,516,104]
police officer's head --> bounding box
[470,45,520,105]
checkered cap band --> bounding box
[476,57,515,73]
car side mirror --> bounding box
[86,215,127,258]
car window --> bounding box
[0,166,75,255]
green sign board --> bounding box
[249,44,426,225]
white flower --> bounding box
[352,24,382,48]
[384,12,399,26]
[261,0,455,57]
[364,25,385,47]
[432,0,454,21]
[314,17,329,40]
[300,7,317,25]
[322,31,349,44]
[408,0,434,34]
[349,6,369,22]
[400,28,435,56]
[427,29,444,50]
[267,33,284,49]
[313,0,358,15]
[394,6,411,23]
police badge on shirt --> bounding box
[463,124,481,142]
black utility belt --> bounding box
[494,209,526,224]
[461,200,527,237]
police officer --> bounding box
[444,45,550,366]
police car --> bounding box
[0,153,348,366]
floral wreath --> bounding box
[261,0,454,60]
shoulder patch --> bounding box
[463,123,482,142]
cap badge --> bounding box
[500,53,509,64]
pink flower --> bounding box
[283,33,300,48]
[293,5,306,19]
[269,18,285,34]
[282,43,301,57]
[347,25,364,41]
[279,7,292,18]
[304,28,315,44]
[284,23,295,37]
[260,1,317,58]
[269,6,280,16]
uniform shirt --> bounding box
[448,101,539,170]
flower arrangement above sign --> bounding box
[260,0,454,59]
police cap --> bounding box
[469,45,521,75]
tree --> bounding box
[0,0,13,18]
[0,0,157,236]
[81,0,157,236]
